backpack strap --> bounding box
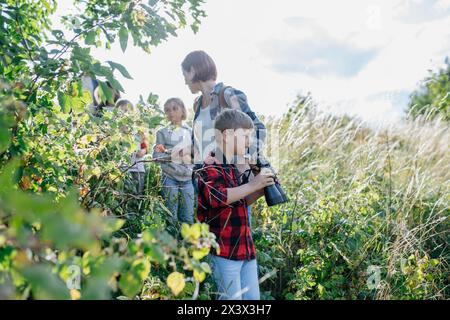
[219,85,258,123]
[195,84,232,110]
[193,96,202,114]
[218,85,233,108]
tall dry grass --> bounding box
[255,104,449,299]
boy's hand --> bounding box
[249,168,274,191]
[154,144,166,153]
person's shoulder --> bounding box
[222,85,247,108]
[156,126,172,138]
[222,85,236,100]
[156,126,168,134]
[222,84,246,96]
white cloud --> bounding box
[393,0,450,23]
[259,16,380,77]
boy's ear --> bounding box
[221,131,228,144]
[214,129,224,143]
[223,129,234,144]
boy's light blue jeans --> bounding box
[161,174,194,224]
[209,255,260,300]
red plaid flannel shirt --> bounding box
[197,163,256,261]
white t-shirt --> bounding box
[193,104,216,162]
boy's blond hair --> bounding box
[164,97,187,120]
[214,109,254,132]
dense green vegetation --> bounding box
[1,0,215,300]
[254,96,449,299]
[0,0,448,300]
[408,57,450,121]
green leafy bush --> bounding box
[1,0,220,300]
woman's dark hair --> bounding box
[181,50,217,82]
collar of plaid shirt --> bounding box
[197,160,256,261]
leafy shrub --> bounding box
[0,0,220,300]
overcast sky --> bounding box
[55,0,450,124]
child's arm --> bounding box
[244,189,265,206]
[199,166,274,208]
[152,130,167,161]
[225,172,273,205]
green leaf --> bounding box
[118,258,150,297]
[192,247,209,260]
[200,262,211,273]
[167,272,185,296]
[0,159,19,198]
[133,258,151,280]
[85,30,96,45]
[104,217,125,233]
[57,91,69,113]
[98,81,113,103]
[81,256,123,300]
[22,264,70,300]
[118,270,142,297]
[193,269,205,282]
[107,61,133,79]
[92,166,101,177]
[181,223,201,242]
[118,26,128,52]
[106,76,124,93]
[145,244,165,263]
[0,126,11,153]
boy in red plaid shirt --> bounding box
[197,109,274,300]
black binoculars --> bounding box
[252,155,288,207]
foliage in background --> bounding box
[408,57,450,121]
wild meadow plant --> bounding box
[253,101,449,299]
